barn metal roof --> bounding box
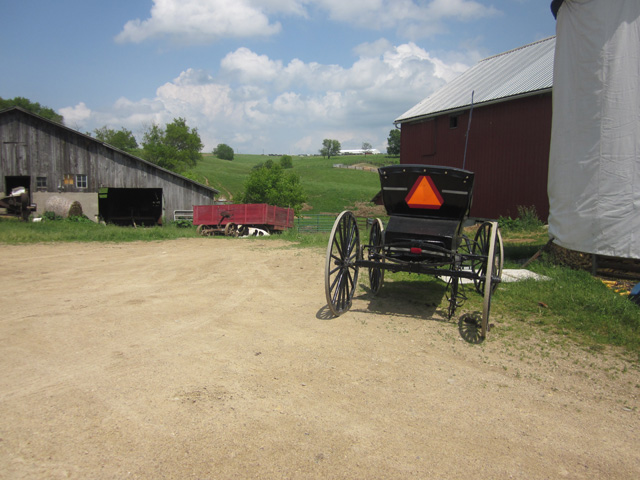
[395,36,555,124]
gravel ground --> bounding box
[1,239,639,479]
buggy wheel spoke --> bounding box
[329,264,342,277]
[472,222,493,294]
[329,268,342,294]
[331,270,344,306]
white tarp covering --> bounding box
[548,0,640,258]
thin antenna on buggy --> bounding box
[463,90,474,170]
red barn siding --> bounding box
[400,93,551,221]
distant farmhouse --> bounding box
[340,149,381,155]
[0,107,218,224]
[395,37,555,221]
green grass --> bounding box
[498,205,545,232]
[491,229,640,359]
[276,227,330,249]
[192,153,391,214]
[0,217,200,243]
[494,262,640,357]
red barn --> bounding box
[394,37,554,221]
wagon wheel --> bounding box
[471,222,504,295]
[479,222,502,338]
[224,222,238,237]
[197,225,213,236]
[368,218,385,295]
[325,211,361,316]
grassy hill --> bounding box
[192,153,398,214]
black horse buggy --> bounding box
[324,164,503,339]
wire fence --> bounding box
[294,214,373,233]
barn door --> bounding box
[98,187,163,226]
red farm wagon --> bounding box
[193,203,294,237]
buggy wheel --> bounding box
[368,218,385,295]
[447,275,459,319]
[480,222,502,338]
[447,235,472,319]
[471,222,504,295]
[325,211,360,316]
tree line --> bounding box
[93,119,207,173]
[1,96,64,123]
[319,130,400,159]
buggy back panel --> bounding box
[384,215,462,253]
[378,165,474,222]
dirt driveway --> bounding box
[1,239,638,479]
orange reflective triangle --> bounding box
[405,176,443,209]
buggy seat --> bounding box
[378,165,474,253]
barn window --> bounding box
[76,174,87,189]
[449,115,459,129]
[36,176,47,189]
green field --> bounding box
[192,153,395,214]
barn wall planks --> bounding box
[0,108,217,221]
[400,93,551,221]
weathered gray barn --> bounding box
[0,107,218,224]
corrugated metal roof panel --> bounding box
[396,36,555,123]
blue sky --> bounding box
[1,1,556,154]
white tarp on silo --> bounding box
[548,0,640,258]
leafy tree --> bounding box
[140,118,203,173]
[239,164,306,214]
[279,155,293,169]
[387,129,401,156]
[0,96,64,124]
[320,139,341,159]
[362,142,373,155]
[164,117,203,167]
[214,143,234,161]
[94,126,138,153]
[141,124,174,169]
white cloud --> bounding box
[116,0,501,44]
[251,0,308,16]
[115,0,282,44]
[62,41,472,154]
[315,0,499,30]
[220,48,283,83]
[59,102,91,127]
[426,0,500,20]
